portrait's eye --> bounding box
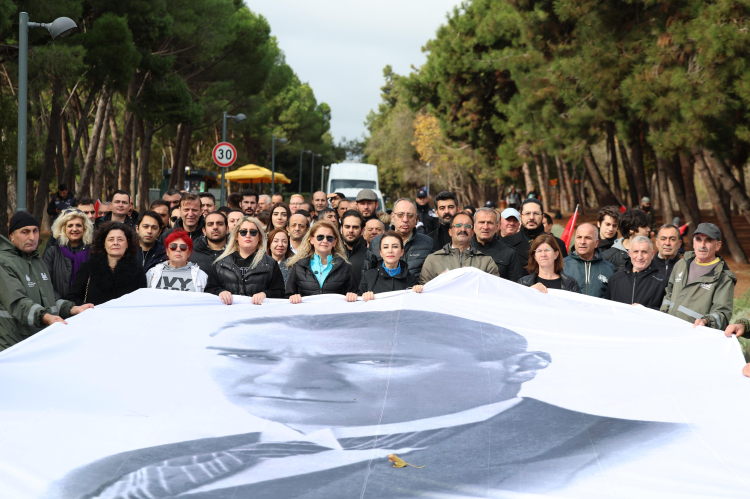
[219,353,278,362]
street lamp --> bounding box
[17,12,78,212]
[271,135,287,195]
[310,153,321,194]
[220,112,246,206]
[299,149,311,193]
[321,164,329,192]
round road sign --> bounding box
[212,142,237,168]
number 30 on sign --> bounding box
[212,142,237,168]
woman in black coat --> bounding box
[205,216,285,305]
[517,233,580,294]
[285,221,358,303]
[67,222,147,305]
[359,231,423,300]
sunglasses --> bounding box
[316,235,336,242]
[170,216,179,222]
[238,229,259,237]
[168,243,188,251]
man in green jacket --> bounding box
[419,212,499,284]
[0,212,92,352]
[659,223,735,330]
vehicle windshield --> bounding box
[330,179,376,190]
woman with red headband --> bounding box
[146,229,207,292]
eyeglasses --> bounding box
[169,243,188,251]
[452,223,473,229]
[392,212,417,220]
[238,229,259,237]
[535,248,555,254]
[316,235,336,242]
[170,216,179,222]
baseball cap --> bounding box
[693,222,721,241]
[641,197,651,204]
[355,189,378,202]
[501,208,521,220]
[417,189,428,198]
[484,200,496,208]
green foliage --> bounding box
[80,13,141,91]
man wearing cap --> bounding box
[0,212,93,351]
[355,189,380,222]
[660,223,736,329]
[499,207,521,238]
[506,186,521,210]
[415,189,438,234]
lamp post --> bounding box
[271,135,287,195]
[17,12,78,212]
[310,153,321,194]
[299,149,311,193]
[220,112,246,206]
[321,164,329,192]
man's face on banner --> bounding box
[206,316,547,427]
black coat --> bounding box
[501,226,568,270]
[604,261,668,310]
[42,243,90,300]
[363,229,434,279]
[159,216,206,244]
[427,223,451,252]
[358,260,418,295]
[190,236,226,276]
[598,235,616,253]
[137,241,167,272]
[94,212,136,231]
[518,272,581,293]
[344,237,367,288]
[416,203,439,234]
[285,255,358,297]
[66,253,147,305]
[46,192,76,220]
[470,235,524,282]
[205,252,285,298]
[653,253,681,278]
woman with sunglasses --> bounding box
[145,229,207,292]
[285,220,358,303]
[205,216,285,305]
[518,234,580,294]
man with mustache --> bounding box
[191,211,229,275]
[654,224,682,277]
[427,191,459,251]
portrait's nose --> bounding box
[253,358,348,392]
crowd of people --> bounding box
[2,184,748,374]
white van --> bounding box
[327,163,385,209]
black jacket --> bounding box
[344,237,367,288]
[501,226,568,269]
[603,237,630,272]
[416,203,439,234]
[604,261,668,310]
[94,212,136,231]
[285,255,358,297]
[363,229,434,279]
[205,251,285,298]
[358,260,418,295]
[137,241,167,272]
[66,253,147,305]
[598,235,616,253]
[470,235,524,282]
[191,236,226,276]
[518,272,581,293]
[653,253,681,278]
[159,216,206,244]
[42,243,90,300]
[46,192,76,220]
[427,223,452,252]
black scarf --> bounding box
[86,253,140,291]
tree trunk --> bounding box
[583,148,620,206]
[702,149,750,228]
[176,124,192,190]
[61,118,71,176]
[605,121,622,201]
[62,89,98,194]
[556,156,570,213]
[26,179,35,213]
[628,121,649,202]
[137,120,154,213]
[33,78,64,222]
[78,85,111,197]
[563,159,578,210]
[692,149,748,263]
[541,152,552,208]
[617,138,637,207]
[169,123,186,190]
[109,101,121,181]
[130,118,140,198]
[654,154,673,225]
[93,95,113,201]
[679,153,701,226]
[118,114,133,191]
[521,161,534,195]
[661,155,695,230]
[533,154,550,212]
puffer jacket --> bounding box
[42,243,91,300]
[418,244,500,285]
[0,235,74,351]
[470,235,524,283]
[604,261,668,310]
[359,260,418,295]
[518,272,581,293]
[285,255,358,297]
[146,262,208,292]
[603,237,630,272]
[190,236,225,275]
[363,229,434,279]
[205,252,285,298]
[660,251,736,330]
[562,249,615,298]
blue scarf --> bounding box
[382,262,401,277]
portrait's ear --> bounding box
[501,351,552,384]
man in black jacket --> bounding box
[340,210,367,288]
[415,189,438,234]
[604,236,668,309]
[136,211,166,271]
[428,191,458,251]
[653,224,682,277]
[603,209,650,272]
[191,211,228,275]
[363,199,433,279]
[501,199,567,269]
[95,190,136,230]
[471,207,524,282]
[46,184,75,222]
[597,206,620,252]
[159,193,205,243]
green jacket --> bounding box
[418,244,500,285]
[659,251,735,330]
[0,235,73,351]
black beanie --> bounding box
[9,211,39,234]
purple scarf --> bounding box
[59,246,90,285]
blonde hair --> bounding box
[214,216,267,269]
[52,209,94,247]
[286,220,348,267]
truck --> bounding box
[326,163,385,210]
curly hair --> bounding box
[91,222,139,257]
[526,233,564,275]
[52,208,94,247]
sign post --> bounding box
[213,141,237,206]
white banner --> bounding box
[1,268,750,498]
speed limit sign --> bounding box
[212,142,237,168]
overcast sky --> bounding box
[247,0,460,143]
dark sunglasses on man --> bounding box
[168,243,188,251]
[238,229,259,237]
[316,234,335,242]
